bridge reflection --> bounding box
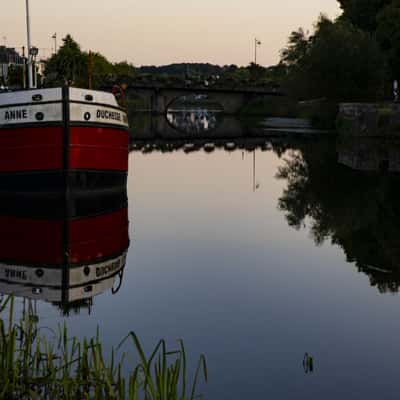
[129,114,247,139]
[130,137,275,154]
[166,109,221,134]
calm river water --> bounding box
[7,126,400,398]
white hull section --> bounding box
[0,87,128,128]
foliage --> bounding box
[280,28,309,68]
[336,0,400,86]
[6,65,25,88]
[134,63,285,89]
[281,16,384,101]
[114,62,137,78]
[376,2,400,80]
[138,63,223,78]
[42,36,285,90]
[44,35,87,87]
[279,0,400,100]
[337,0,391,32]
[44,35,136,88]
[0,296,207,399]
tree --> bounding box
[44,35,87,86]
[86,51,114,87]
[44,35,136,88]
[281,16,384,101]
[7,65,25,88]
[247,62,267,82]
[280,28,309,68]
[337,0,391,31]
[113,61,136,78]
[376,1,400,80]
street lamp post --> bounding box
[25,0,33,88]
[254,38,261,65]
[52,33,57,54]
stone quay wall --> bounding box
[337,103,400,137]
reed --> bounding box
[0,296,207,400]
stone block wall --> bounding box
[337,103,400,137]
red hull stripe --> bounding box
[0,208,129,265]
[0,127,63,172]
[69,126,129,171]
[0,126,128,173]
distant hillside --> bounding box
[138,63,225,77]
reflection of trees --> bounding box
[276,139,400,293]
[130,137,272,154]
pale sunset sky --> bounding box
[2,0,341,66]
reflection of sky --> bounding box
[9,148,400,400]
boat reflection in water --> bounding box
[0,168,129,315]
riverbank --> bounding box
[337,102,400,137]
[0,295,207,399]
[240,98,338,130]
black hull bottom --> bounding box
[0,170,128,219]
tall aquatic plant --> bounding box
[0,296,207,399]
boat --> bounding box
[0,87,129,189]
[0,1,130,315]
[0,1,129,188]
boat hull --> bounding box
[0,87,130,311]
[0,87,129,185]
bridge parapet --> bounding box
[120,85,284,115]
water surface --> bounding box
[6,134,400,399]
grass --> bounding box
[0,296,207,399]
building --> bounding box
[0,47,25,84]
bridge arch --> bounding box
[159,90,245,115]
[165,93,225,113]
[125,86,283,115]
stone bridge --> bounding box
[125,85,284,115]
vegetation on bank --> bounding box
[281,0,400,102]
[280,16,384,102]
[248,0,400,126]
[43,35,136,88]
[0,296,207,399]
[41,36,284,91]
